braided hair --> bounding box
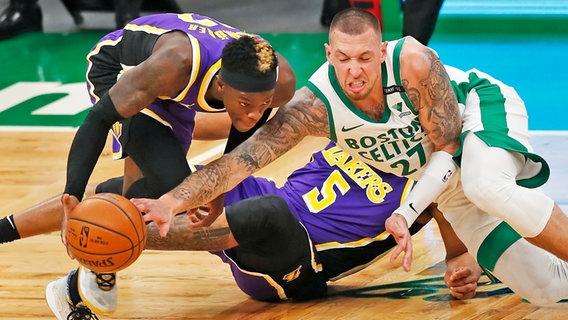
[220,36,278,91]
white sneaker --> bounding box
[45,269,99,320]
[77,266,117,315]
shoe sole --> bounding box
[45,281,66,320]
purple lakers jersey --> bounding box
[224,142,414,248]
[88,13,259,156]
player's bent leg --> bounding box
[443,197,568,304]
[224,195,326,301]
[461,133,568,261]
[490,235,568,305]
[94,176,124,195]
[45,177,125,319]
[525,204,568,262]
[461,133,554,237]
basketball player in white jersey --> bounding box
[135,8,568,305]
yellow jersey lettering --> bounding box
[178,13,218,27]
[214,30,228,40]
[321,146,393,204]
[302,170,349,213]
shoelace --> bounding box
[67,305,99,320]
[94,272,116,291]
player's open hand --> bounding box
[131,198,175,237]
[60,193,79,259]
[385,213,413,272]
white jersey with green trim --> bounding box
[307,37,549,187]
[307,38,433,181]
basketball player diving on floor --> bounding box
[0,140,482,318]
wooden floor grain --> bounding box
[0,131,567,319]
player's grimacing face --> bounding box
[223,85,275,132]
[325,28,385,101]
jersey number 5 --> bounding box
[302,170,349,213]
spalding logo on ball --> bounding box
[66,193,147,273]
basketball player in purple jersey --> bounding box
[49,12,295,319]
[45,142,480,318]
[174,141,481,302]
[0,121,479,317]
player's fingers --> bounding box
[159,221,171,237]
[450,282,477,299]
[450,282,476,294]
[390,243,404,263]
[188,213,201,224]
[401,237,413,272]
[450,268,477,286]
[187,217,210,228]
[142,212,154,223]
[65,244,76,260]
[130,198,149,213]
[200,215,216,227]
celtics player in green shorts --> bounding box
[135,8,568,305]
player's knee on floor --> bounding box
[226,195,308,252]
[95,176,124,195]
[94,176,164,200]
[123,177,162,199]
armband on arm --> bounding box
[395,151,457,227]
[64,93,125,199]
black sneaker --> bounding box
[0,1,42,40]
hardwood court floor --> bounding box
[1,131,568,319]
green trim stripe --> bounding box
[467,73,510,137]
[327,64,387,123]
[477,222,522,272]
[392,38,415,114]
[392,39,404,85]
[451,72,551,188]
[381,61,388,89]
[306,81,336,142]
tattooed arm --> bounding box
[385,39,463,272]
[401,38,461,154]
[133,87,330,236]
[145,213,238,251]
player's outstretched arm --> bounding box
[133,87,330,236]
[386,39,463,271]
[145,212,238,251]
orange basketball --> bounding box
[66,193,147,273]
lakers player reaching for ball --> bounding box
[0,116,479,318]
[57,143,482,317]
[136,8,568,305]
[52,12,296,319]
